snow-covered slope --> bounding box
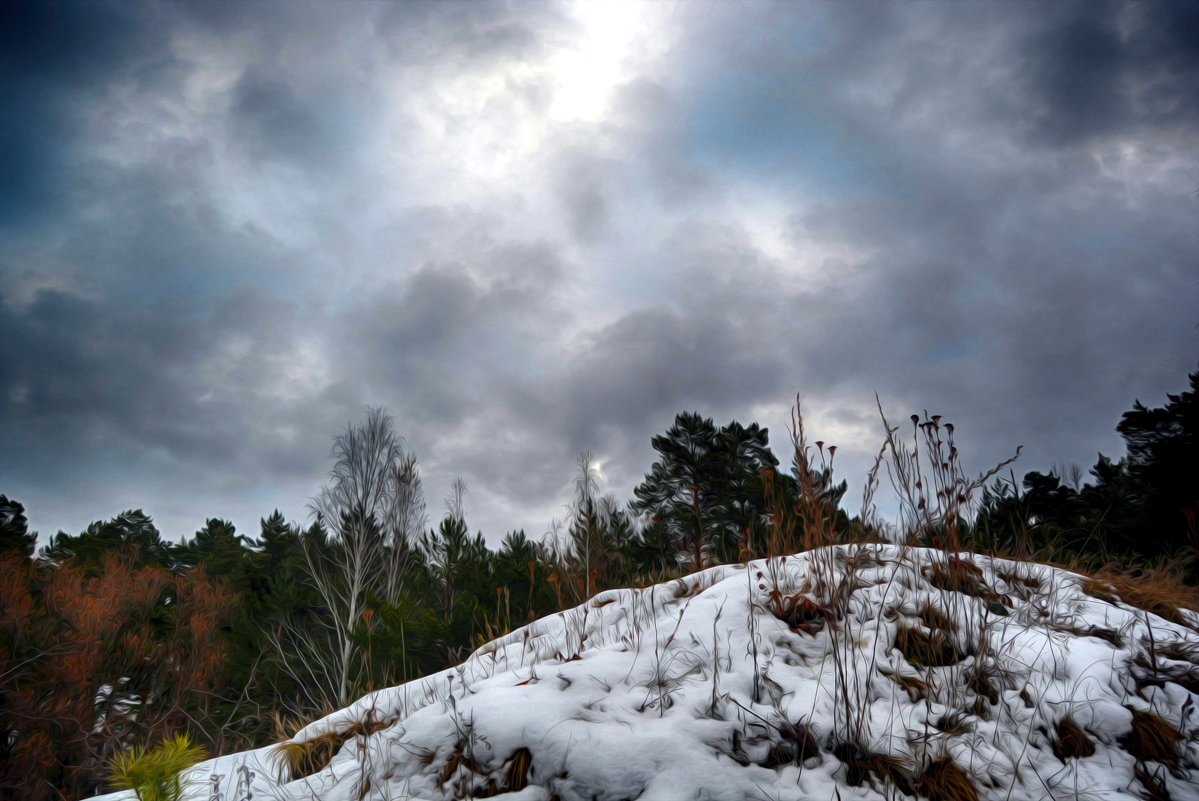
[93,545,1199,801]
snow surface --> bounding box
[89,545,1199,801]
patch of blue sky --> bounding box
[679,75,873,202]
[672,7,874,201]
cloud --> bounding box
[0,1,185,227]
[1016,2,1199,146]
[1,0,1196,545]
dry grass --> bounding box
[915,757,979,801]
[768,592,832,635]
[881,669,929,702]
[964,662,1001,708]
[997,567,1044,592]
[270,710,316,743]
[1051,623,1124,648]
[1132,653,1199,695]
[894,623,965,668]
[932,711,971,736]
[1156,641,1199,664]
[1135,763,1175,801]
[780,720,821,764]
[925,557,985,595]
[274,731,349,781]
[1120,709,1182,767]
[1052,717,1096,761]
[918,603,959,634]
[924,558,1010,614]
[272,711,393,782]
[831,744,914,795]
[437,747,484,787]
[1081,561,1198,629]
[454,746,536,799]
[502,748,533,793]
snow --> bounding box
[89,545,1199,801]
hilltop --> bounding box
[93,544,1199,801]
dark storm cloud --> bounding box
[658,2,1196,453]
[0,270,365,538]
[345,240,568,423]
[1018,2,1199,146]
[0,1,183,226]
[0,277,340,476]
[563,307,783,451]
[2,0,1196,543]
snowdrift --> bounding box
[92,545,1199,801]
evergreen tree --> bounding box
[0,495,36,558]
[41,510,174,571]
[631,412,779,570]
[177,518,249,580]
[416,480,494,660]
[972,365,1199,571]
[1116,365,1199,559]
[494,529,556,625]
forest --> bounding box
[2,365,1196,801]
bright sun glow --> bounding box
[547,2,645,122]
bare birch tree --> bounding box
[291,407,425,707]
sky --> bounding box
[2,0,1197,546]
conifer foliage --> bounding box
[631,412,779,570]
[2,363,1196,799]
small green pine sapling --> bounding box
[109,734,208,801]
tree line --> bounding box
[1,365,1195,800]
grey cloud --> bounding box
[343,240,570,432]
[229,68,340,166]
[559,176,610,245]
[557,307,786,448]
[0,276,355,534]
[374,1,556,68]
[0,1,185,227]
[1017,3,1199,146]
[3,0,1197,547]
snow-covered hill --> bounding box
[93,545,1199,801]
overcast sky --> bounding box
[2,0,1196,544]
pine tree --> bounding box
[42,510,173,571]
[0,495,36,558]
[631,412,779,570]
